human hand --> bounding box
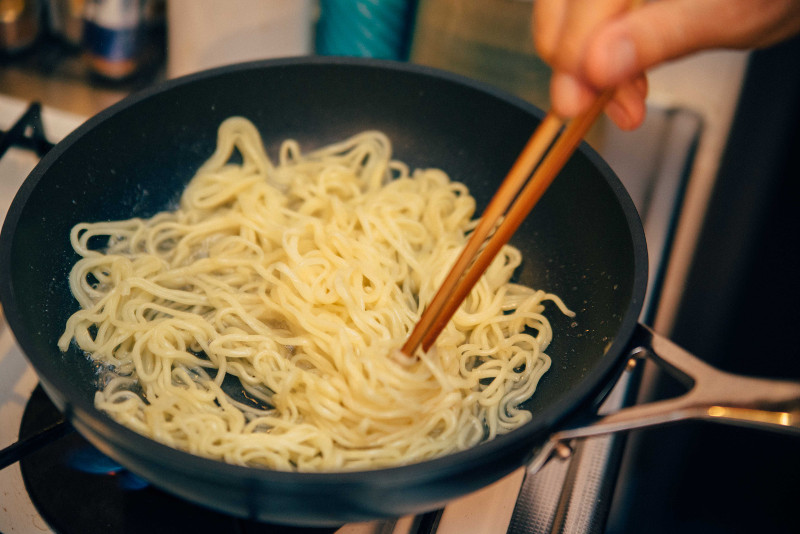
[533,0,800,130]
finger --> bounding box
[605,74,649,130]
[533,0,568,63]
[552,71,647,128]
[551,0,634,75]
[544,0,632,118]
[549,70,598,118]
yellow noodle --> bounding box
[58,117,573,471]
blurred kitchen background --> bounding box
[2,1,799,533]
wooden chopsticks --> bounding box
[399,89,614,358]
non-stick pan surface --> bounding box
[0,57,647,525]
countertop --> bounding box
[1,31,165,119]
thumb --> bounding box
[582,0,775,88]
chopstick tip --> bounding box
[391,347,418,366]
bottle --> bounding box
[0,0,42,54]
[82,0,143,79]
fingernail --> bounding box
[551,72,586,117]
[605,92,645,131]
[604,37,637,82]
[605,99,634,130]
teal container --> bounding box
[316,0,417,60]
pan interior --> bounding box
[2,59,643,462]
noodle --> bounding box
[58,117,573,471]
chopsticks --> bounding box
[399,88,614,358]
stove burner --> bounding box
[19,385,340,534]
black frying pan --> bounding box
[1,58,796,527]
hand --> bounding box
[533,0,800,130]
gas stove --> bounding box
[0,93,699,534]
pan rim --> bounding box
[0,57,648,486]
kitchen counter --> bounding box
[0,63,127,117]
[1,32,165,118]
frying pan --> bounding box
[1,57,798,527]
